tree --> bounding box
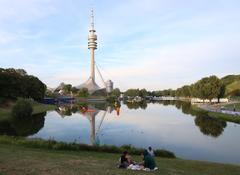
[124,89,140,97]
[24,76,46,101]
[78,88,89,97]
[16,69,27,76]
[139,89,148,98]
[170,89,176,97]
[63,84,72,93]
[192,76,222,101]
[181,85,191,97]
[218,83,226,102]
[111,88,121,97]
[71,87,79,94]
[0,68,46,101]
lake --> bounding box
[1,101,240,164]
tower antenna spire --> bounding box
[90,8,95,30]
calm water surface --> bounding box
[1,101,240,164]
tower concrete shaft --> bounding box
[90,49,95,80]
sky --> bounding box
[0,0,240,91]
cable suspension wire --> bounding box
[95,61,113,79]
[96,111,107,136]
[95,62,106,87]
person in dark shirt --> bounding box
[119,151,133,168]
[142,149,156,170]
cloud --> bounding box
[0,0,57,23]
[100,34,240,90]
[0,0,240,90]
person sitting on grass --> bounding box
[119,151,134,168]
[141,149,157,170]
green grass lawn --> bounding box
[0,102,56,119]
[0,143,239,175]
[225,80,240,96]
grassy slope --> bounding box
[225,80,240,96]
[0,143,239,175]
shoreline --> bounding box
[0,136,175,158]
[192,103,240,123]
[0,102,56,119]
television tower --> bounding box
[89,9,97,81]
[77,9,100,93]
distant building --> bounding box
[106,80,113,93]
[191,98,229,103]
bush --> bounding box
[11,98,33,119]
[155,149,176,158]
[0,136,176,159]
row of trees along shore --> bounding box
[124,75,240,102]
[0,68,46,101]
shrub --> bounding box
[155,149,176,158]
[0,136,176,159]
[11,98,33,119]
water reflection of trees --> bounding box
[0,112,46,136]
[157,100,227,138]
[124,100,148,110]
[56,100,149,116]
[56,102,122,117]
[195,115,226,137]
[53,100,228,139]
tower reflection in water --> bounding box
[56,103,119,145]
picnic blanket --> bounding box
[127,164,158,171]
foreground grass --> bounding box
[0,102,56,119]
[0,143,239,175]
